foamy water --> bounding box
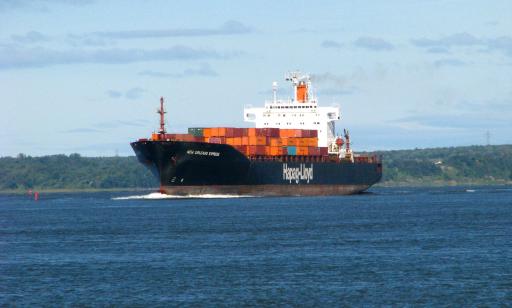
[112,192,253,200]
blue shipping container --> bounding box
[287,146,296,155]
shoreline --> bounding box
[1,182,511,195]
[0,187,156,195]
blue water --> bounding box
[1,186,512,306]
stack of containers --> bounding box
[153,127,328,157]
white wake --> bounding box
[112,192,252,200]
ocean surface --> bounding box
[1,186,511,306]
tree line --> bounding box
[1,145,511,191]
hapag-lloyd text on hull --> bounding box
[283,163,314,184]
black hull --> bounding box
[131,140,382,196]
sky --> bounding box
[1,0,511,156]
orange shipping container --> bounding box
[297,138,309,147]
[241,136,249,145]
[270,146,283,156]
[296,146,309,156]
[248,136,267,146]
[287,138,299,146]
[309,138,319,146]
[233,137,242,146]
[248,128,256,136]
[203,128,212,137]
[270,138,283,147]
[279,129,292,138]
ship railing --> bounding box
[248,155,331,163]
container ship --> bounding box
[131,72,382,196]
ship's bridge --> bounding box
[244,72,340,147]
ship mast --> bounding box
[158,97,166,135]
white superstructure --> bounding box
[244,71,340,147]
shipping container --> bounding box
[188,127,204,137]
[242,136,249,145]
[225,127,234,137]
[174,134,199,142]
[262,128,280,137]
[287,138,299,146]
[297,138,309,147]
[287,146,297,155]
[255,128,265,136]
[279,129,294,138]
[256,145,266,155]
[218,127,227,136]
[309,137,319,146]
[296,146,309,156]
[208,136,225,144]
[270,146,283,156]
[203,128,212,137]
[319,147,328,156]
[233,128,243,137]
[248,136,267,146]
[247,145,266,155]
[270,138,283,147]
[308,147,321,156]
[248,128,256,136]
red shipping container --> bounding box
[255,128,265,136]
[255,145,266,155]
[308,147,321,155]
[233,128,243,137]
[319,147,328,155]
[269,128,280,137]
[247,145,260,155]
